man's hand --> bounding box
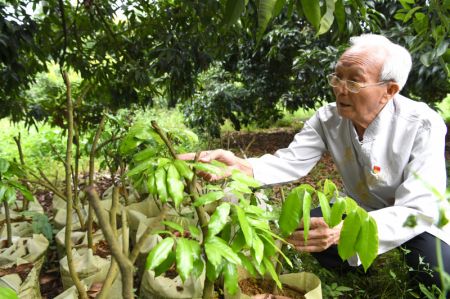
[287,217,342,252]
[177,149,253,181]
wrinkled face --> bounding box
[333,48,393,131]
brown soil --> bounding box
[239,277,305,299]
[93,239,111,258]
[0,262,34,281]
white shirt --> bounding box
[248,95,450,262]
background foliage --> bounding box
[0,0,448,137]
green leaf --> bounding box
[126,160,153,177]
[0,185,7,202]
[317,0,335,35]
[259,232,292,268]
[146,237,174,270]
[323,179,337,198]
[221,222,232,242]
[231,170,260,188]
[355,211,378,271]
[162,220,184,234]
[334,0,345,33]
[223,0,246,27]
[5,187,16,205]
[206,260,223,282]
[330,196,346,227]
[317,191,331,226]
[133,147,158,162]
[176,238,197,282]
[154,251,176,277]
[231,229,246,251]
[155,166,168,203]
[206,236,241,265]
[166,164,185,208]
[193,162,224,176]
[273,0,286,17]
[8,181,34,201]
[252,234,264,264]
[173,159,194,181]
[338,211,361,261]
[302,190,312,242]
[188,225,201,241]
[235,205,253,247]
[262,257,282,289]
[192,258,204,278]
[223,263,238,295]
[257,0,277,41]
[119,136,142,155]
[435,40,449,57]
[344,196,358,214]
[279,187,303,237]
[300,0,321,30]
[238,252,256,276]
[0,159,10,174]
[403,6,422,23]
[420,51,433,67]
[207,202,231,237]
[0,287,18,299]
[205,241,223,267]
[147,174,157,195]
[194,191,224,207]
[229,181,252,194]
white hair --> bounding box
[349,34,412,90]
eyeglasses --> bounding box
[327,73,387,93]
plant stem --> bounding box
[272,188,287,295]
[87,113,107,249]
[62,70,88,299]
[3,201,12,247]
[13,133,31,211]
[110,186,119,237]
[87,187,134,299]
[122,211,129,257]
[72,124,85,230]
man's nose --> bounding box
[334,81,348,95]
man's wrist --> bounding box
[236,158,254,177]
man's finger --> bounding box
[177,153,196,161]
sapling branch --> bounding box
[62,70,88,299]
[87,113,107,248]
[3,201,12,247]
[110,186,119,237]
[87,187,134,299]
[13,133,25,165]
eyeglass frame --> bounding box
[327,73,389,93]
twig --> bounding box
[13,133,25,165]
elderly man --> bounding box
[180,34,450,288]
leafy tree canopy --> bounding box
[0,0,448,135]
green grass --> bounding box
[0,119,69,172]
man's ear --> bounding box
[386,81,400,98]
